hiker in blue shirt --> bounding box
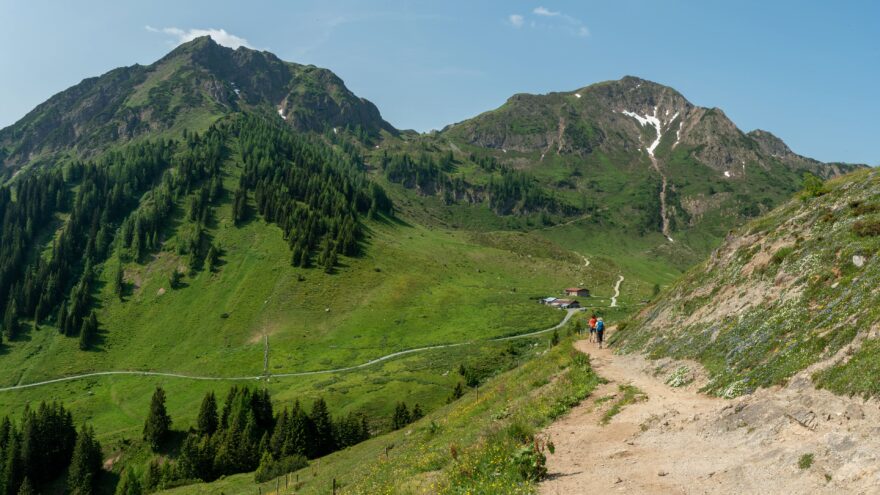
[596,317,605,349]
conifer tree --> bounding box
[114,264,125,301]
[67,425,102,495]
[391,402,411,430]
[114,469,143,495]
[17,477,34,495]
[449,382,464,402]
[57,301,68,335]
[411,404,424,422]
[197,392,218,436]
[142,459,161,492]
[3,298,18,340]
[309,398,335,458]
[78,311,98,350]
[143,387,171,451]
[3,431,23,495]
[205,245,218,272]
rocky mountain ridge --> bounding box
[0,36,394,170]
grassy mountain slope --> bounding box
[426,76,864,268]
[0,37,871,494]
[613,168,880,398]
[158,330,599,495]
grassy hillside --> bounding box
[613,168,880,398]
[157,327,601,495]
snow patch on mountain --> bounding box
[622,107,663,157]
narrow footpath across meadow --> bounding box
[609,275,624,307]
[0,309,580,393]
[539,333,880,494]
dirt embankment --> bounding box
[540,336,880,494]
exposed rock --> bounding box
[787,410,818,431]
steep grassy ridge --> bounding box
[613,168,880,398]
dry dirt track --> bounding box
[539,336,880,495]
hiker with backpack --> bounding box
[596,317,605,348]
[588,314,598,343]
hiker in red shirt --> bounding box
[588,314,598,343]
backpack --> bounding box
[596,320,605,332]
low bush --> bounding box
[852,218,880,237]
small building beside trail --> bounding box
[565,287,590,297]
[550,299,580,309]
[541,297,558,305]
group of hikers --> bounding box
[583,313,605,348]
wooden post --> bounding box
[286,473,289,488]
[332,478,337,495]
[275,479,279,494]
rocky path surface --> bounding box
[539,336,880,494]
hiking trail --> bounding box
[609,275,624,307]
[539,334,880,494]
[0,309,580,393]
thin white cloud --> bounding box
[509,14,525,28]
[146,26,253,49]
[507,6,589,37]
[533,6,560,17]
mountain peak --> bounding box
[0,39,395,169]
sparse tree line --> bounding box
[380,150,574,216]
[0,115,394,347]
[235,115,392,273]
[0,402,102,495]
[134,386,372,492]
[0,369,477,493]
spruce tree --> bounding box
[114,264,125,301]
[3,431,23,495]
[449,382,464,402]
[309,398,335,458]
[78,312,97,350]
[17,477,35,495]
[143,387,171,451]
[68,425,102,495]
[32,302,41,331]
[411,404,424,422]
[3,298,18,340]
[57,301,68,335]
[205,245,218,272]
[114,468,143,495]
[142,459,161,492]
[391,402,410,429]
[197,392,218,436]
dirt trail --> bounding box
[540,336,880,494]
[0,310,580,393]
[609,275,623,307]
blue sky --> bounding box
[1,0,877,164]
